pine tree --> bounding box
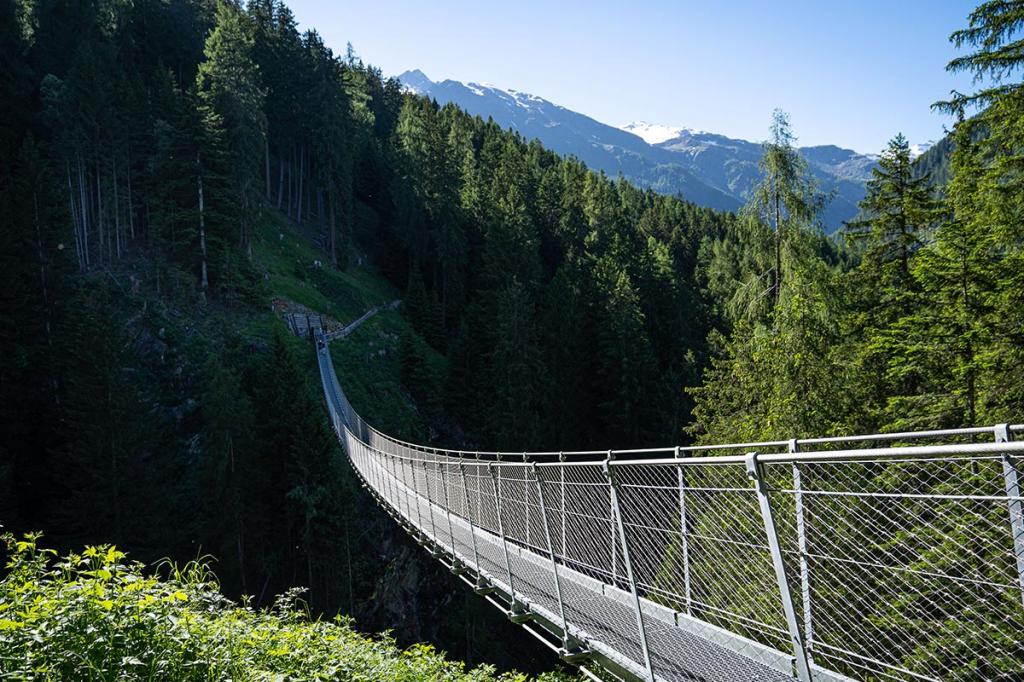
[199,355,256,594]
[403,261,443,349]
[839,134,941,428]
[593,258,659,446]
[935,1,1024,422]
[399,331,442,420]
[847,134,938,296]
[747,109,822,309]
[881,122,998,429]
[538,260,594,448]
[484,278,543,450]
[195,1,266,261]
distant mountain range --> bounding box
[399,70,935,232]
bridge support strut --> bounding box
[675,446,693,616]
[534,463,588,658]
[604,453,656,682]
[747,452,812,682]
[791,439,815,662]
[488,461,527,618]
[996,424,1024,608]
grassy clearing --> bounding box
[328,311,447,443]
[248,210,440,439]
[251,210,397,324]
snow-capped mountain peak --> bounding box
[620,121,686,145]
[908,141,935,160]
[397,69,434,95]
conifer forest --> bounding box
[1,1,1024,680]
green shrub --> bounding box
[0,534,567,681]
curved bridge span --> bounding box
[315,333,1024,681]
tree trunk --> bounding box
[78,154,89,268]
[242,192,252,260]
[277,151,285,210]
[197,153,209,292]
[264,135,271,200]
[33,190,60,405]
[287,146,294,218]
[345,519,354,614]
[305,166,312,222]
[296,145,304,224]
[126,151,135,240]
[33,192,54,350]
[113,156,121,260]
[306,513,313,608]
[961,250,975,425]
[329,191,337,267]
[67,162,84,271]
[96,156,106,264]
[773,185,781,309]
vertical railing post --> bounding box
[373,449,383,499]
[488,460,524,614]
[383,452,396,510]
[996,424,1024,607]
[423,451,440,547]
[376,448,386,498]
[390,452,401,513]
[458,459,485,587]
[603,454,655,682]
[747,452,812,682]
[560,452,567,561]
[369,447,380,494]
[439,455,461,570]
[402,453,425,538]
[394,451,413,526]
[475,452,484,532]
[791,438,814,660]
[675,445,692,616]
[386,451,395,500]
[534,463,574,652]
[609,450,618,586]
[523,452,531,549]
[378,450,390,505]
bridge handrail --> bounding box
[315,328,1023,461]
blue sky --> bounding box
[287,1,982,154]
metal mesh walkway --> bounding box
[314,332,1024,682]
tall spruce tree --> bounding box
[747,109,822,310]
[839,134,940,428]
[195,1,266,264]
[936,0,1024,421]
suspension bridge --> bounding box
[314,329,1024,681]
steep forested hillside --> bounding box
[2,0,1023,677]
[0,0,728,673]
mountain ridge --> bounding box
[399,69,888,230]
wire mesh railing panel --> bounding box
[763,454,1024,681]
[468,461,494,531]
[614,461,792,656]
[537,464,620,587]
[496,464,534,552]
